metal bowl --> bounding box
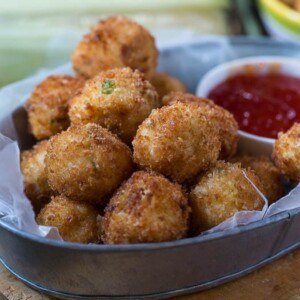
[1,37,300,299]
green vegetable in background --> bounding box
[0,17,84,86]
[1,0,228,15]
[0,0,229,87]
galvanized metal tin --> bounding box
[1,37,300,299]
[1,208,300,299]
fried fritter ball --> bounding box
[69,68,159,144]
[190,161,265,233]
[25,75,85,140]
[162,91,213,107]
[72,16,158,79]
[273,123,300,182]
[231,154,284,204]
[21,140,52,214]
[45,123,133,204]
[133,102,221,183]
[162,92,238,159]
[150,73,186,101]
[37,195,101,243]
[102,171,190,244]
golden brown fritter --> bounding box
[69,67,159,144]
[21,140,52,214]
[133,102,221,183]
[202,103,238,159]
[37,195,101,243]
[45,123,133,204]
[162,91,213,107]
[150,73,186,101]
[231,154,284,204]
[190,161,265,234]
[273,123,300,182]
[25,75,85,140]
[102,171,190,244]
[162,92,238,159]
[72,16,158,79]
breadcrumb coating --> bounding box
[37,195,101,243]
[45,123,133,204]
[69,67,159,144]
[150,73,186,102]
[133,102,221,183]
[25,75,85,140]
[190,161,265,233]
[231,154,284,204]
[72,16,158,79]
[162,91,213,107]
[162,92,238,159]
[102,171,190,244]
[21,140,52,213]
[273,123,300,182]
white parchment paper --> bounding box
[0,135,61,239]
[0,65,72,240]
[0,37,300,240]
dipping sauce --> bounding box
[208,73,300,138]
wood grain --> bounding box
[0,264,54,300]
[1,248,300,300]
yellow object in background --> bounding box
[258,0,300,40]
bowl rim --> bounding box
[259,0,300,34]
[196,55,300,142]
[0,207,298,251]
[238,130,274,144]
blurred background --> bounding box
[0,0,299,87]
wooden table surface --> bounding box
[1,248,300,300]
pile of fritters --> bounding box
[21,16,296,244]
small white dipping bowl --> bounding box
[196,56,300,156]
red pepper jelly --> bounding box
[207,73,300,139]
